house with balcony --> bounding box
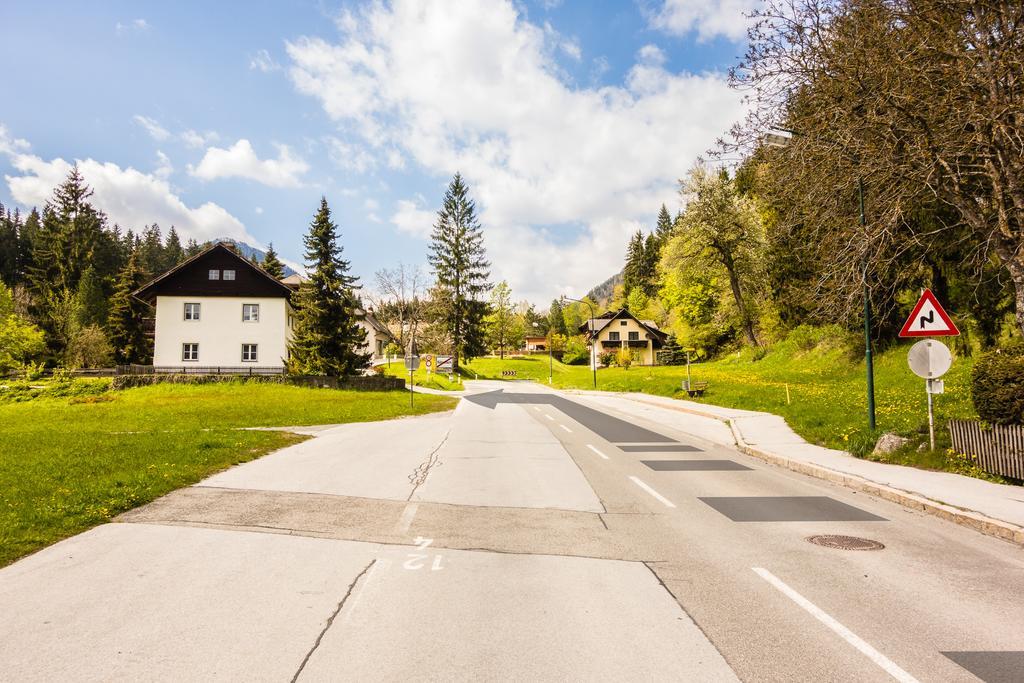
[579,308,668,366]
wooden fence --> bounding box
[948,419,1024,480]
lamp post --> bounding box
[765,127,876,430]
[561,295,597,389]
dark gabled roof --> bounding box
[578,308,668,342]
[357,309,396,342]
[133,242,294,303]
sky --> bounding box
[0,0,757,305]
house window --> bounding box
[241,344,258,362]
[208,269,220,280]
[223,269,236,281]
[628,331,639,341]
[288,314,294,329]
[184,302,201,320]
[620,320,627,326]
[608,331,620,341]
[182,343,199,361]
[242,303,260,322]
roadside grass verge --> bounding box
[381,362,465,391]
[0,382,456,566]
[456,346,989,480]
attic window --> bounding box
[223,269,236,281]
[620,320,627,326]
[208,269,220,280]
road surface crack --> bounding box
[407,428,451,500]
[291,559,377,683]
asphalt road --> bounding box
[1,380,1023,682]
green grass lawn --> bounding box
[453,344,990,479]
[381,361,466,391]
[0,382,456,567]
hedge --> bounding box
[971,343,1024,425]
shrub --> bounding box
[598,351,615,368]
[616,347,633,370]
[561,335,590,365]
[971,343,1024,425]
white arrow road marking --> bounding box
[628,476,676,508]
[752,567,919,683]
[586,444,609,460]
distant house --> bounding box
[579,308,668,366]
[524,335,548,352]
[133,242,393,372]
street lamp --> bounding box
[561,295,597,389]
[764,127,877,430]
[532,322,553,384]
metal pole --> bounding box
[548,329,553,384]
[589,307,596,389]
[860,177,877,431]
[409,327,415,409]
[927,379,935,450]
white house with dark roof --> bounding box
[134,243,296,371]
[134,242,395,372]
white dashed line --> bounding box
[544,414,554,421]
[628,476,676,508]
[559,424,572,433]
[586,444,609,460]
[752,567,919,683]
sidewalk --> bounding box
[568,389,1024,546]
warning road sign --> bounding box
[898,289,960,337]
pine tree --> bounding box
[16,209,39,283]
[164,227,184,269]
[0,204,17,286]
[184,238,202,257]
[261,242,285,279]
[75,266,108,328]
[428,173,491,370]
[288,198,369,376]
[107,251,150,365]
[547,298,568,336]
[137,224,165,277]
[622,230,646,297]
[655,204,673,245]
[642,233,660,295]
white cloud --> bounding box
[116,19,149,35]
[249,49,281,73]
[181,129,219,149]
[324,136,376,173]
[0,127,256,245]
[191,139,309,188]
[391,199,436,239]
[133,115,170,141]
[286,0,745,301]
[154,150,173,179]
[0,125,29,156]
[649,0,760,42]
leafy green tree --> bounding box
[261,242,285,279]
[65,325,113,369]
[428,173,491,370]
[288,198,369,377]
[485,281,525,359]
[107,251,151,365]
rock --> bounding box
[872,432,910,455]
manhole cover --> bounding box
[807,535,885,551]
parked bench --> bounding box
[683,380,708,397]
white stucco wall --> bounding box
[153,296,291,368]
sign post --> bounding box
[901,290,959,451]
[405,355,420,408]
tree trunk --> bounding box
[1005,254,1024,338]
[721,248,758,346]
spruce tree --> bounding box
[164,227,184,269]
[107,251,150,365]
[622,230,646,297]
[547,298,568,336]
[655,204,673,245]
[288,198,369,376]
[428,173,491,370]
[137,224,165,277]
[642,233,660,295]
[0,204,17,286]
[261,242,285,279]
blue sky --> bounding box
[0,0,755,304]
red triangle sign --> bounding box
[899,289,960,337]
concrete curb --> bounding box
[622,396,1024,548]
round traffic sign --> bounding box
[907,339,952,379]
